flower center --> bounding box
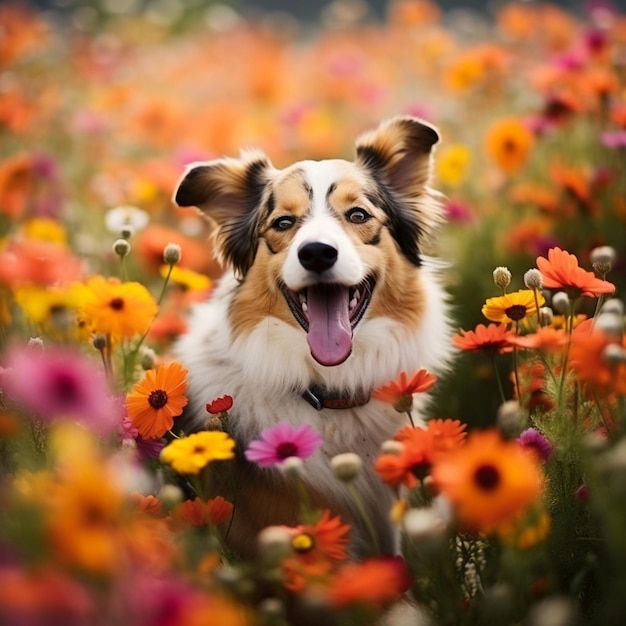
[474,464,501,492]
[292,533,315,553]
[52,370,81,404]
[109,297,125,311]
[276,441,298,459]
[148,389,168,409]
[505,304,527,321]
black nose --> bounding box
[298,242,338,273]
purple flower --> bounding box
[1,344,118,436]
[245,422,323,467]
[517,427,553,462]
[600,130,626,149]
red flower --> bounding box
[373,369,437,412]
[169,496,234,528]
[206,395,233,414]
[536,247,614,298]
[453,323,514,355]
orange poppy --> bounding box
[373,369,437,412]
[431,429,544,533]
[126,361,189,439]
[453,323,514,355]
[536,247,615,298]
[484,117,534,175]
[327,557,410,608]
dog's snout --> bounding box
[298,242,338,273]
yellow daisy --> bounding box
[481,289,544,324]
[159,265,211,292]
[160,431,235,475]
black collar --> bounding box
[301,384,371,411]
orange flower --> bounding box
[295,509,351,561]
[431,429,544,533]
[80,275,159,339]
[536,247,615,298]
[570,330,626,396]
[170,496,234,529]
[327,557,410,608]
[509,327,568,351]
[484,117,534,175]
[453,323,514,355]
[373,369,437,412]
[126,361,188,439]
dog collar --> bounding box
[302,384,371,411]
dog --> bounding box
[172,115,453,558]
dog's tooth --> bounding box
[302,301,308,313]
[299,292,306,304]
[349,297,357,310]
[353,289,360,301]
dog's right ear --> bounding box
[173,150,274,277]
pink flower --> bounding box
[1,344,118,436]
[244,422,323,467]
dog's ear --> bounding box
[355,116,442,265]
[173,150,273,276]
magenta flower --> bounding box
[244,422,323,467]
[517,427,553,462]
[1,344,118,436]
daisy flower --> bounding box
[536,247,615,298]
[80,275,159,339]
[160,431,235,475]
[244,422,323,467]
[453,323,514,355]
[126,361,188,440]
[373,369,437,413]
[431,429,544,533]
[482,289,545,325]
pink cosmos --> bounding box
[244,422,323,467]
[0,344,118,436]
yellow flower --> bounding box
[482,289,545,324]
[14,283,85,336]
[21,217,67,244]
[80,275,159,339]
[160,431,235,475]
[436,143,471,188]
[159,265,211,292]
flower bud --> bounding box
[552,292,570,314]
[603,343,626,367]
[380,440,404,455]
[157,483,184,510]
[163,242,182,266]
[280,456,305,481]
[538,307,554,327]
[600,298,624,317]
[493,266,512,291]
[113,238,131,258]
[330,452,363,482]
[595,312,623,339]
[257,526,293,565]
[590,245,616,274]
[140,347,157,370]
[526,597,581,626]
[27,337,45,351]
[496,400,525,439]
[92,333,107,351]
[523,268,543,290]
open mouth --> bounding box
[281,275,375,366]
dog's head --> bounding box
[174,116,442,367]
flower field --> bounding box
[1,1,626,624]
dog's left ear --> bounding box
[355,116,442,265]
[173,150,273,276]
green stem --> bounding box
[346,482,381,556]
[406,410,415,428]
[512,322,522,404]
[491,355,507,404]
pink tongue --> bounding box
[306,285,353,366]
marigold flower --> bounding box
[80,275,159,339]
[244,422,322,467]
[160,431,235,475]
[484,117,534,174]
[126,361,189,440]
[431,429,544,533]
[327,557,411,608]
[373,369,437,413]
[453,323,514,355]
[482,290,545,325]
[536,247,615,298]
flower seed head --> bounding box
[92,333,107,351]
[157,483,184,510]
[590,245,616,267]
[496,400,525,438]
[113,238,131,258]
[27,337,45,351]
[552,291,570,314]
[330,452,363,482]
[603,343,626,366]
[595,312,623,338]
[381,439,404,455]
[163,242,182,266]
[493,266,512,290]
[524,268,543,290]
[600,298,624,317]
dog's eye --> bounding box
[346,208,372,224]
[271,216,296,231]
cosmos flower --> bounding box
[160,431,235,475]
[126,361,189,440]
[1,344,117,435]
[244,422,323,467]
[431,429,544,533]
[373,369,437,413]
[536,247,615,298]
[482,290,545,325]
[80,275,159,340]
[453,323,514,355]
